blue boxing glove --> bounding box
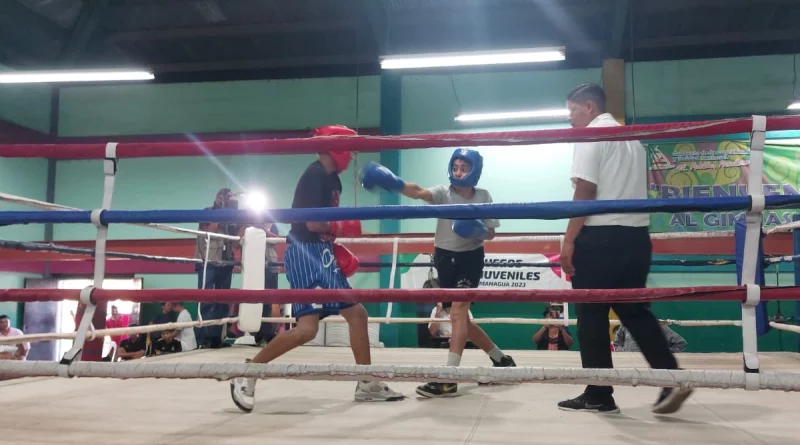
[452,219,490,240]
[360,161,406,192]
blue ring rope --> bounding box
[0,195,797,225]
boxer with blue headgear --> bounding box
[359,148,516,399]
[448,148,483,188]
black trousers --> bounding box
[571,226,678,401]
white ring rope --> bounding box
[0,191,239,241]
[1,360,799,391]
[385,237,400,323]
[0,317,239,344]
[0,316,752,345]
[769,321,800,334]
[765,220,800,234]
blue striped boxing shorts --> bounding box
[284,240,354,320]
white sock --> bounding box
[488,346,505,362]
[446,352,462,367]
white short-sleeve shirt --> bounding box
[428,307,474,338]
[0,327,28,359]
[175,309,197,351]
[570,113,650,227]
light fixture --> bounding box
[788,102,800,110]
[0,69,154,84]
[455,109,570,122]
[244,191,268,212]
[380,47,565,70]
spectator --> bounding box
[196,188,239,349]
[613,321,687,353]
[154,330,183,356]
[0,314,28,360]
[532,306,574,351]
[150,302,177,343]
[117,327,147,361]
[105,305,130,348]
[429,303,474,339]
[172,302,197,351]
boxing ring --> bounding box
[1,115,800,444]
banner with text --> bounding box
[399,253,571,291]
[647,142,800,232]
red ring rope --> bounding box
[1,115,797,159]
[0,286,796,304]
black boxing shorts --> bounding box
[433,246,484,308]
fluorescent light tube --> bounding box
[0,70,154,84]
[455,109,570,122]
[788,102,800,110]
[381,48,565,70]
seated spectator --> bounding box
[613,321,687,353]
[429,303,473,339]
[150,302,176,343]
[0,314,28,360]
[532,306,573,351]
[117,328,147,361]
[154,330,183,356]
[172,302,198,351]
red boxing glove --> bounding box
[329,220,362,237]
[333,243,359,278]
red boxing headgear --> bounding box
[312,125,356,173]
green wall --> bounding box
[0,158,48,241]
[624,55,798,118]
[58,76,379,136]
[401,68,600,134]
[0,63,52,134]
[0,157,48,324]
[397,54,800,135]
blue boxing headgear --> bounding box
[448,148,483,188]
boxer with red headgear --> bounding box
[230,125,404,413]
[313,124,355,173]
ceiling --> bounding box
[0,0,799,82]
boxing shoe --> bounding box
[652,387,693,414]
[558,393,620,414]
[230,376,256,413]
[354,381,406,402]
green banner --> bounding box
[646,141,800,232]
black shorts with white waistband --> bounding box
[434,246,484,308]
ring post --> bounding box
[384,237,400,324]
[558,235,570,327]
[738,116,767,391]
[59,142,117,375]
[237,227,267,341]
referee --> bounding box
[557,84,693,415]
